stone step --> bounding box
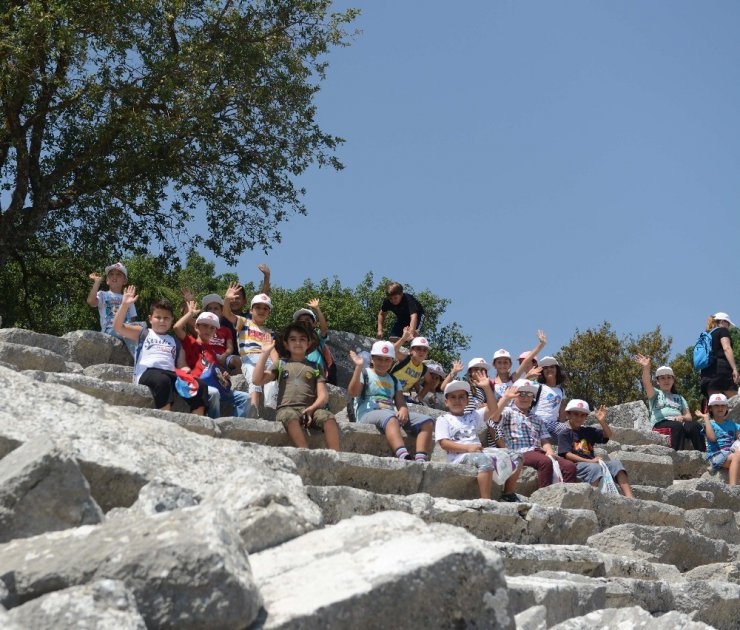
[306,485,598,546]
[22,371,153,409]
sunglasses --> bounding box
[518,392,534,398]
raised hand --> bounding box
[225,282,242,300]
[349,350,365,368]
[181,287,195,302]
[537,330,547,345]
[470,371,490,389]
[89,271,102,282]
[694,408,709,421]
[258,263,270,275]
[261,339,276,355]
[595,405,607,423]
[401,326,414,342]
[504,386,519,400]
[121,285,138,305]
[450,360,464,376]
[635,354,650,368]
[186,300,200,316]
[307,298,320,309]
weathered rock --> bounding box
[549,605,713,629]
[673,449,711,479]
[683,561,740,585]
[128,480,200,515]
[609,426,670,447]
[587,524,729,571]
[669,579,740,627]
[602,400,650,430]
[82,363,135,383]
[0,327,70,357]
[514,605,547,630]
[685,508,740,544]
[0,366,323,551]
[119,406,222,437]
[0,506,262,628]
[726,393,740,421]
[610,450,674,487]
[631,484,714,510]
[325,382,349,414]
[7,579,146,630]
[62,330,133,367]
[324,329,374,388]
[250,511,514,629]
[0,342,68,372]
[506,572,606,627]
[0,605,23,630]
[0,436,103,542]
[22,371,154,408]
[685,477,740,511]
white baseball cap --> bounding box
[492,349,512,361]
[250,294,273,309]
[426,362,446,377]
[708,393,729,406]
[467,358,492,373]
[195,312,220,327]
[518,352,539,364]
[566,399,591,413]
[371,340,395,359]
[513,378,538,394]
[201,293,224,309]
[714,312,735,327]
[293,308,316,322]
[444,381,471,396]
[655,366,674,377]
[105,262,128,279]
[411,337,430,349]
[539,356,559,368]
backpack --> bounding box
[693,328,718,370]
[347,368,400,423]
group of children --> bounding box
[87,264,739,501]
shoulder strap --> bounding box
[391,355,411,375]
[534,384,543,406]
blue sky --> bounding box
[213,1,740,364]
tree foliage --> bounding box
[0,0,358,271]
[556,321,672,407]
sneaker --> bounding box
[500,493,521,503]
[401,454,414,461]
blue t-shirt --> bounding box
[306,332,328,371]
[354,369,402,420]
[704,419,740,459]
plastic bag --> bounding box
[483,448,521,485]
[598,460,619,494]
[548,455,564,484]
[730,440,740,454]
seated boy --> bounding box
[113,286,207,414]
[558,400,634,497]
[491,379,578,488]
[220,264,271,358]
[173,302,249,419]
[223,282,278,416]
[86,262,144,358]
[390,328,434,402]
[436,379,523,501]
[200,293,241,373]
[376,282,425,342]
[348,341,434,461]
[252,324,340,451]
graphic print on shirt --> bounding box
[572,438,592,457]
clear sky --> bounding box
[212,1,740,364]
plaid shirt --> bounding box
[496,406,551,453]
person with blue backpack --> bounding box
[696,313,738,402]
[636,354,704,451]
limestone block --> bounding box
[599,577,675,613]
[631,484,714,510]
[325,382,349,414]
[0,436,103,542]
[609,426,670,447]
[669,579,740,628]
[550,606,713,629]
[0,327,69,357]
[691,478,740,511]
[64,361,84,374]
[82,363,135,383]
[0,605,23,630]
[0,342,68,372]
[514,605,547,630]
[611,450,674,487]
[62,330,133,367]
[587,524,729,571]
[0,366,323,550]
[0,506,262,628]
[671,450,710,479]
[521,503,599,545]
[603,400,650,430]
[685,508,740,544]
[22,371,154,408]
[506,572,606,628]
[7,579,146,630]
[250,511,515,629]
[127,479,200,515]
[727,393,740,421]
[325,329,374,388]
[120,406,222,437]
[683,561,740,585]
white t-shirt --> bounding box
[435,408,489,464]
[96,290,137,332]
[133,330,178,383]
[532,384,564,427]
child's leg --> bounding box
[476,471,493,500]
[321,418,341,452]
[502,460,523,495]
[615,470,634,497]
[138,368,175,411]
[723,452,740,485]
[413,420,433,462]
[277,408,309,448]
[383,417,407,454]
[241,358,261,415]
[207,387,221,419]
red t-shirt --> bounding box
[181,335,221,378]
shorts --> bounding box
[276,406,334,430]
[358,409,433,435]
[708,448,731,470]
[389,314,425,339]
[458,451,495,473]
[575,459,626,484]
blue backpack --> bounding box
[693,328,717,370]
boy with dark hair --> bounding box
[377,282,425,342]
[293,298,336,385]
[252,324,340,450]
[113,286,207,414]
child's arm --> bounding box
[440,360,463,391]
[594,404,612,440]
[376,309,386,339]
[251,340,277,386]
[438,438,483,454]
[392,326,414,357]
[308,298,329,337]
[513,330,547,381]
[347,351,365,396]
[489,386,518,423]
[222,282,241,325]
[695,409,717,442]
[394,390,409,425]
[258,263,271,295]
[635,354,655,399]
[173,300,199,341]
[304,381,329,427]
[86,272,102,307]
[564,450,599,464]
[112,286,143,341]
[408,312,419,336]
[470,371,497,419]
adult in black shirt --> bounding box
[700,312,738,398]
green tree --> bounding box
[556,321,672,407]
[0,0,358,273]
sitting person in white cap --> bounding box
[695,394,740,486]
[557,400,633,497]
[699,313,738,400]
[436,379,523,501]
[491,379,578,488]
[491,330,547,400]
[636,354,705,452]
[200,292,239,372]
[348,341,434,462]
